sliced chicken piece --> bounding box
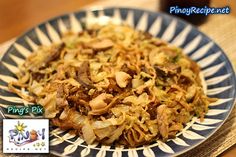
[186,84,197,102]
[115,71,131,88]
[89,93,113,110]
[157,105,173,139]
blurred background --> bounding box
[0,0,235,43]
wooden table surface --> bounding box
[0,0,235,156]
[0,0,96,43]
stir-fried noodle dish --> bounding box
[9,24,216,147]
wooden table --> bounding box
[0,0,96,43]
[0,0,235,156]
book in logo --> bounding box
[3,119,49,153]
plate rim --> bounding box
[1,6,236,157]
